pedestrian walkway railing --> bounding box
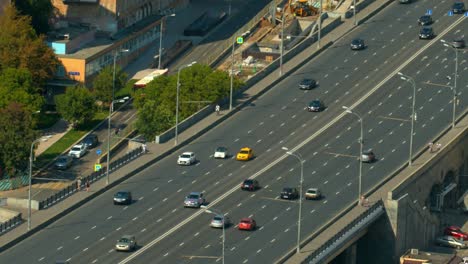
[0,214,22,235]
[301,200,384,264]
[38,147,144,210]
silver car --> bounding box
[115,235,137,251]
[210,215,230,228]
[54,155,73,170]
[435,235,467,249]
[184,192,205,208]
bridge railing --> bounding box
[301,200,384,264]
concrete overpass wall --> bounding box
[385,125,468,258]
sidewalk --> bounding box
[35,119,70,157]
[0,0,393,252]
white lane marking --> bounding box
[118,21,468,261]
[141,228,146,233]
[91,225,97,230]
[38,257,45,262]
[107,216,112,220]
[57,246,63,250]
[116,227,121,231]
[153,187,159,191]
[75,236,80,240]
[157,218,162,222]
[83,247,89,252]
[92,259,98,263]
[100,237,105,241]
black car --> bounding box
[54,155,73,170]
[82,134,99,149]
[452,38,465,49]
[113,191,132,205]
[418,15,433,26]
[241,179,259,191]
[307,100,325,112]
[452,2,465,14]
[419,27,434,39]
[350,38,365,50]
[299,78,317,90]
[280,187,299,200]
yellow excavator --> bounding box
[288,0,318,17]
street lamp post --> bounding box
[441,40,459,128]
[342,106,363,205]
[282,147,304,253]
[201,206,225,264]
[174,61,197,146]
[279,11,285,77]
[353,0,357,25]
[106,49,129,185]
[230,37,235,110]
[318,0,323,49]
[158,14,176,69]
[397,72,417,166]
[28,138,41,230]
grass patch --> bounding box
[34,112,61,130]
[115,79,136,99]
[35,111,107,167]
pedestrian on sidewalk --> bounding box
[77,177,82,191]
[142,143,147,154]
[428,142,434,153]
[215,104,220,116]
[86,180,90,192]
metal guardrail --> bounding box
[0,214,22,235]
[39,147,144,210]
[302,200,384,264]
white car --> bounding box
[68,144,88,159]
[177,152,196,165]
[214,147,228,159]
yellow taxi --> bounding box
[236,147,253,161]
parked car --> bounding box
[68,144,88,159]
[350,38,366,50]
[54,155,73,170]
[305,188,321,200]
[238,218,256,231]
[81,134,99,149]
[361,149,376,163]
[214,147,228,159]
[280,187,299,200]
[184,192,205,208]
[115,235,137,251]
[177,152,196,165]
[307,100,325,112]
[419,27,434,39]
[417,15,433,26]
[240,179,260,191]
[299,78,317,90]
[444,226,468,240]
[236,147,254,161]
[210,215,231,228]
[435,235,467,249]
[113,191,132,205]
[452,2,466,14]
[452,38,465,49]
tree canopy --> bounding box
[134,64,244,139]
[0,68,44,112]
[92,65,128,103]
[0,102,38,174]
[13,0,54,35]
[55,86,96,127]
[0,5,58,86]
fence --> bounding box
[0,174,29,191]
[38,147,144,210]
[302,200,384,264]
[0,214,22,235]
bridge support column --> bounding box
[343,242,357,264]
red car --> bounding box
[238,218,256,231]
[444,226,468,240]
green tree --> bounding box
[0,5,58,86]
[92,65,128,103]
[0,102,38,174]
[55,86,95,127]
[0,68,44,112]
[14,0,54,35]
[135,64,244,140]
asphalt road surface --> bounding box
[0,0,466,263]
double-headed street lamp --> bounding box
[440,39,460,128]
[342,106,363,205]
[28,138,42,230]
[281,147,304,253]
[174,61,197,146]
[106,49,129,185]
[397,72,417,166]
[158,13,176,69]
[200,205,225,264]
